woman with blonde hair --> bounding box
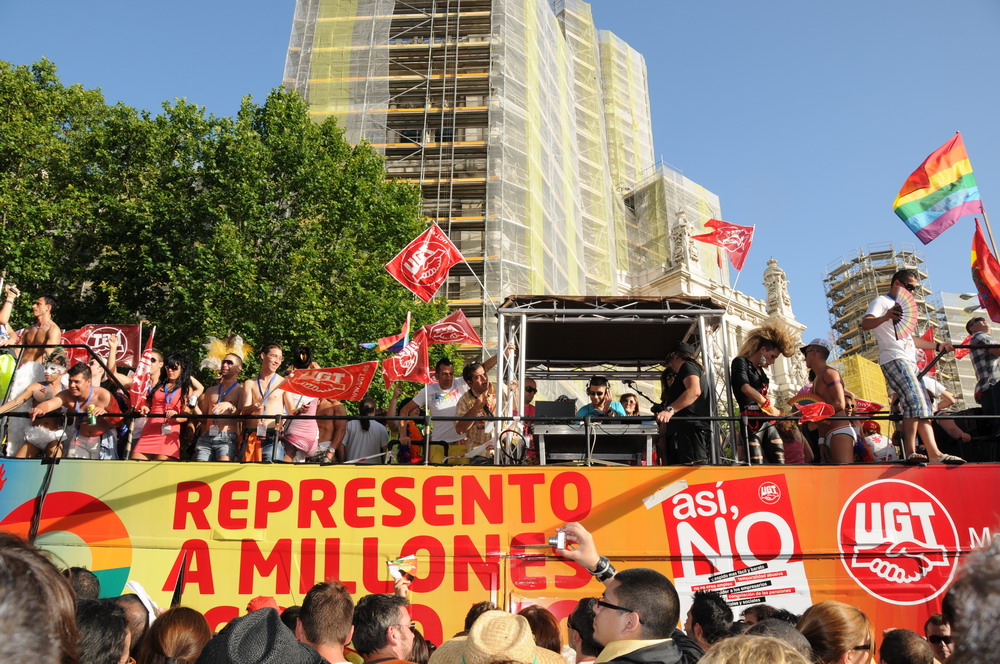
[730,318,797,464]
[700,635,812,664]
[136,606,211,664]
[797,601,874,664]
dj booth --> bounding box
[534,421,657,465]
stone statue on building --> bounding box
[671,210,699,267]
[763,257,794,317]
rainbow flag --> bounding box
[893,132,983,244]
[360,312,410,353]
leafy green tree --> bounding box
[0,59,450,401]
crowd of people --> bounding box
[2,521,996,664]
[0,268,997,465]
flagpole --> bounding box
[982,212,999,258]
[462,258,499,312]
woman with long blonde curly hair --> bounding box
[730,318,797,464]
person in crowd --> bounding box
[774,419,814,464]
[138,606,212,664]
[197,607,322,664]
[351,593,417,664]
[246,596,280,613]
[0,532,78,664]
[796,601,873,664]
[744,619,812,659]
[344,396,389,464]
[317,395,349,463]
[296,581,355,664]
[557,521,703,664]
[730,319,796,464]
[454,601,497,638]
[0,349,68,457]
[861,268,962,463]
[944,535,1000,662]
[29,362,119,459]
[698,635,810,664]
[685,590,733,651]
[800,338,856,464]
[878,629,933,664]
[922,613,952,663]
[567,598,601,664]
[656,342,711,465]
[63,566,101,599]
[241,343,287,462]
[281,347,321,462]
[387,386,424,464]
[740,604,778,626]
[132,352,193,460]
[620,393,640,417]
[76,599,131,664]
[967,315,1000,436]
[194,352,244,461]
[409,629,435,664]
[112,594,150,660]
[429,611,564,664]
[0,285,62,457]
[455,362,498,463]
[281,606,302,633]
[400,354,500,464]
[577,375,626,418]
[517,604,562,654]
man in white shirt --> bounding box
[861,269,963,464]
[398,355,498,463]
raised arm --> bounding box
[0,381,44,415]
[29,392,71,421]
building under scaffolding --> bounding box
[824,243,960,400]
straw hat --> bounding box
[429,611,566,664]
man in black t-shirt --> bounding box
[656,342,710,464]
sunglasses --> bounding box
[166,363,181,370]
[525,386,537,393]
[928,635,952,646]
[588,390,606,397]
[901,282,917,292]
[597,598,643,624]
[852,643,872,652]
[221,359,236,366]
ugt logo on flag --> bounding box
[385,224,465,302]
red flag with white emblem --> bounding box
[423,310,482,346]
[382,329,432,387]
[281,362,378,400]
[385,224,465,302]
[691,219,755,271]
[128,326,156,407]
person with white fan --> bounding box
[862,268,964,464]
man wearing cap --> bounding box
[296,581,354,664]
[557,522,703,664]
[351,593,417,664]
[800,338,857,464]
[861,269,962,463]
[197,607,322,664]
[656,342,710,465]
[967,316,1000,437]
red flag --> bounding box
[61,324,142,366]
[282,362,378,400]
[915,327,938,377]
[382,329,431,387]
[691,219,754,271]
[955,334,973,360]
[972,219,1000,323]
[385,224,464,302]
[128,326,156,407]
[423,310,483,347]
[853,398,885,414]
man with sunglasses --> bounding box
[558,522,703,664]
[923,613,953,662]
[194,353,244,461]
[577,376,627,418]
[862,269,963,464]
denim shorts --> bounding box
[195,431,238,461]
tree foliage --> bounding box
[0,59,449,396]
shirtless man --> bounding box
[316,397,348,463]
[0,285,62,456]
[194,353,244,461]
[30,363,118,459]
[801,338,854,464]
[240,344,286,462]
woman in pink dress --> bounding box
[132,352,192,460]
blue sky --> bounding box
[2,0,998,341]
